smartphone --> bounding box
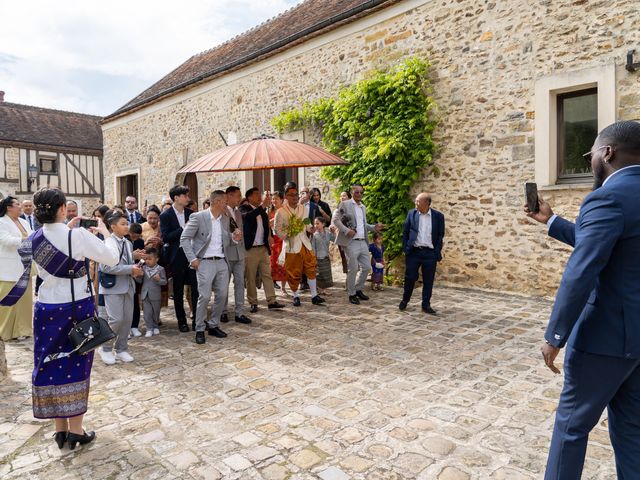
[79,218,98,229]
[524,182,539,213]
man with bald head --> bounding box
[399,193,445,314]
[20,199,40,231]
[65,200,78,224]
[525,120,640,478]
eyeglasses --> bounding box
[582,145,611,164]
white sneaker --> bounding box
[153,328,160,335]
[98,349,116,365]
[130,328,142,337]
[145,330,153,338]
[115,351,134,363]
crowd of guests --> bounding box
[0,179,445,451]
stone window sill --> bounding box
[539,183,592,192]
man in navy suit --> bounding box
[526,121,640,479]
[20,199,41,231]
[125,196,145,224]
[399,193,445,314]
[160,185,199,332]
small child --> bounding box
[136,247,167,337]
[311,217,335,294]
[127,222,145,337]
[369,232,385,291]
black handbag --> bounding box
[67,230,115,355]
[99,242,124,288]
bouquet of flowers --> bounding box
[285,214,311,237]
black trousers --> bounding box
[402,247,438,308]
[171,255,199,326]
[132,289,141,329]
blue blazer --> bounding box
[126,210,145,224]
[160,207,194,265]
[546,166,640,358]
[402,208,445,260]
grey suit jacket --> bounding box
[137,265,167,301]
[100,236,136,295]
[180,210,234,265]
[224,206,246,262]
[331,200,376,247]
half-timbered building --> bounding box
[0,92,104,213]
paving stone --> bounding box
[167,450,199,470]
[246,446,278,462]
[340,454,374,472]
[261,463,289,480]
[223,453,252,471]
[289,448,322,469]
[232,431,261,446]
[319,466,351,480]
[438,466,470,480]
[422,436,456,455]
[335,426,366,444]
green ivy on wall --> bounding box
[272,57,437,260]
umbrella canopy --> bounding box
[178,137,347,173]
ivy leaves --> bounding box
[272,57,437,259]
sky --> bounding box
[0,0,300,116]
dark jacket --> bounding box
[160,207,194,265]
[546,166,640,358]
[402,208,445,261]
[20,213,41,231]
[126,210,145,224]
[239,204,272,255]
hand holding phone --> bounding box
[79,218,98,229]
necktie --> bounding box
[28,216,33,229]
[130,213,135,224]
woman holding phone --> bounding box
[30,188,119,449]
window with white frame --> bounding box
[534,64,615,187]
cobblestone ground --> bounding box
[1,282,616,479]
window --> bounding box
[38,155,58,174]
[534,64,615,188]
[557,88,598,181]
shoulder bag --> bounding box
[67,230,116,355]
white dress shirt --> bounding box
[352,199,366,239]
[36,223,120,304]
[24,214,35,230]
[252,205,264,246]
[415,209,434,248]
[173,206,186,228]
[203,211,224,258]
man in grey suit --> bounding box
[221,186,252,324]
[332,184,384,304]
[180,190,241,345]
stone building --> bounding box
[101,0,640,297]
[0,92,104,213]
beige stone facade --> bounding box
[102,0,640,297]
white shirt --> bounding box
[415,209,434,248]
[24,214,35,229]
[203,211,224,258]
[252,205,264,246]
[36,223,120,303]
[352,199,366,239]
[173,206,186,228]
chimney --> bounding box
[0,91,4,102]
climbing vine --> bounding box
[272,57,437,260]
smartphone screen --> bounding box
[524,182,539,213]
[80,219,98,229]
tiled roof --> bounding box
[104,0,398,121]
[0,102,103,152]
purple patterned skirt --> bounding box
[32,297,95,419]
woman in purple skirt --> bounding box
[30,188,119,449]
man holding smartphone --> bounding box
[525,121,640,478]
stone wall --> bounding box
[102,0,640,297]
